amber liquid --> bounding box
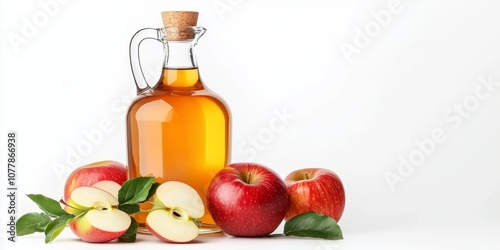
[127,67,230,231]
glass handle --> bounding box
[129,28,163,95]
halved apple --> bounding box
[65,186,131,243]
[146,181,204,243]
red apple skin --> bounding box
[64,160,127,201]
[146,225,172,243]
[145,223,192,244]
[145,224,177,243]
[206,162,289,237]
[284,168,345,222]
[69,218,127,243]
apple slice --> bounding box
[146,181,204,243]
[91,180,121,199]
[65,186,131,243]
[146,209,199,243]
[65,186,118,215]
[154,181,205,219]
[69,207,131,243]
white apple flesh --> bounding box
[153,181,205,218]
[70,207,131,243]
[91,180,121,199]
[65,186,131,243]
[146,181,204,243]
[146,209,199,243]
[65,186,118,213]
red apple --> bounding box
[64,160,127,201]
[284,168,345,222]
[206,162,288,237]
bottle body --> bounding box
[127,67,231,229]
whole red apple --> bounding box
[63,160,127,201]
[284,168,345,222]
[206,162,288,237]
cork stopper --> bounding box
[161,11,199,41]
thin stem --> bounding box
[59,199,82,211]
[139,202,165,213]
[141,201,158,206]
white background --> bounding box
[1,0,500,249]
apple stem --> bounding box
[305,172,309,180]
[142,201,158,206]
[140,202,166,213]
[59,199,82,211]
[247,172,252,184]
[140,207,161,213]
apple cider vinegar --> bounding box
[127,11,231,233]
[127,67,230,228]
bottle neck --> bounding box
[164,41,197,69]
[157,41,203,90]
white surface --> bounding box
[1,0,500,249]
[9,222,500,250]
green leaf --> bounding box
[118,176,155,205]
[44,213,75,243]
[27,194,68,218]
[284,212,343,240]
[16,212,51,236]
[118,217,139,242]
[145,182,160,201]
[118,204,140,214]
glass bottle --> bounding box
[126,11,231,233]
